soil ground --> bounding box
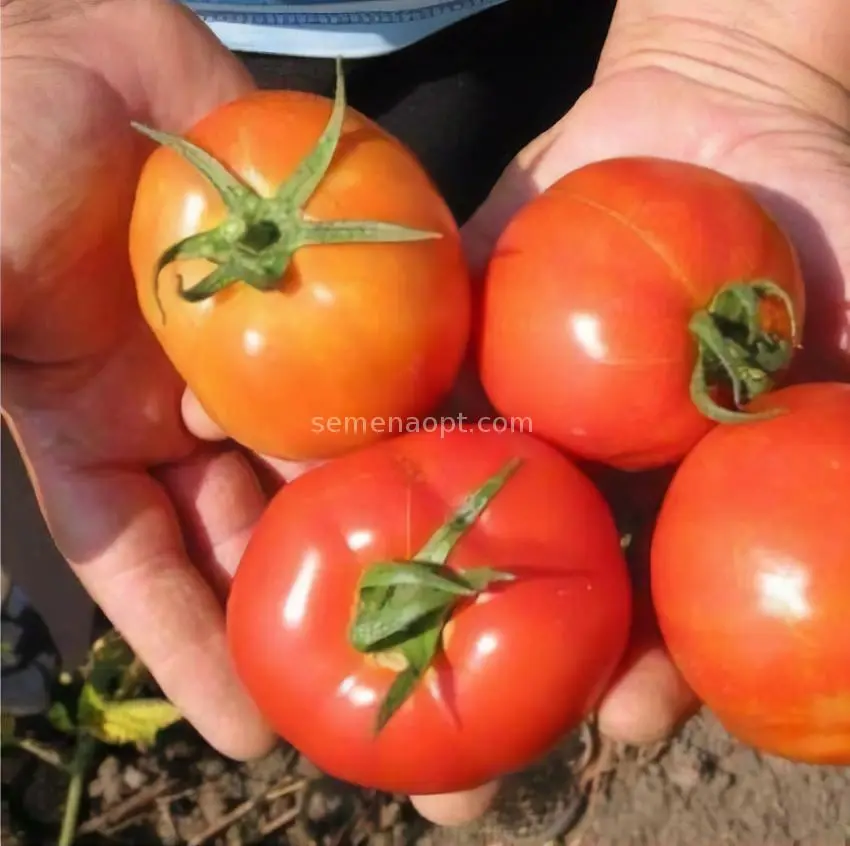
[3,702,849,845]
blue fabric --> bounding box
[183,0,510,57]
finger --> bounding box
[181,388,325,492]
[597,644,699,745]
[97,0,256,131]
[597,509,700,745]
[596,601,699,745]
[452,119,572,424]
[153,445,266,602]
[410,780,501,826]
[182,389,227,442]
[460,117,568,277]
[33,458,275,760]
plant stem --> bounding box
[58,735,95,846]
[15,738,67,770]
[115,657,145,699]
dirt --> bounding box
[580,715,850,846]
[3,700,848,846]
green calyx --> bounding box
[348,458,523,732]
[131,57,441,322]
[688,279,798,423]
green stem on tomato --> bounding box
[131,56,441,323]
[688,279,799,423]
[348,458,523,732]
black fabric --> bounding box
[241,0,616,224]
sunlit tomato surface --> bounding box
[227,428,632,794]
[478,157,804,470]
[651,383,850,764]
[129,84,470,460]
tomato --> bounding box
[226,428,631,794]
[651,382,850,764]
[478,156,805,470]
[129,60,470,460]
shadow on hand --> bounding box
[747,184,849,383]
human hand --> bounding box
[414,7,849,826]
[1,0,275,759]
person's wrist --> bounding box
[596,2,850,129]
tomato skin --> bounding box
[226,428,631,794]
[129,90,470,460]
[478,156,804,470]
[651,382,850,764]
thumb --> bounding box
[460,114,573,276]
[446,116,575,420]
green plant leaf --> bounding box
[47,703,77,735]
[86,631,135,695]
[275,56,347,210]
[131,122,251,210]
[91,699,182,748]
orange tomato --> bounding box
[129,62,470,460]
[478,157,805,470]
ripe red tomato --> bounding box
[227,428,631,794]
[651,382,850,764]
[478,157,805,470]
[129,62,469,461]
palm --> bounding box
[2,0,273,758]
[470,65,849,380]
[2,1,252,465]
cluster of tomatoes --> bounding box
[129,61,849,796]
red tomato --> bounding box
[478,157,805,470]
[129,61,469,460]
[651,382,850,764]
[227,428,631,794]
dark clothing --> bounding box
[242,0,615,224]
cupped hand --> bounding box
[412,16,850,826]
[1,0,275,759]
